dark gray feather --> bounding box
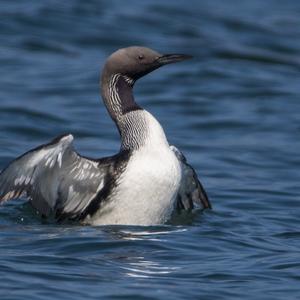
[170,145,211,211]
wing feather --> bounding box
[0,134,106,219]
[171,145,211,211]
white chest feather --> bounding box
[89,111,182,225]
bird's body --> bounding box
[87,110,181,225]
[0,46,211,225]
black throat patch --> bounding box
[115,75,141,115]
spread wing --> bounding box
[170,145,211,211]
[0,134,110,220]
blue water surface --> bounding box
[1,1,300,299]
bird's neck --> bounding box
[101,74,139,121]
[101,74,169,151]
[101,74,145,150]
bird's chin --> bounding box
[132,65,161,80]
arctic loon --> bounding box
[0,46,211,225]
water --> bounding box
[1,0,300,299]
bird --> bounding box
[0,46,211,225]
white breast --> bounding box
[89,111,182,225]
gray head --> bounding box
[101,46,192,83]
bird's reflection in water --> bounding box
[103,225,187,241]
[123,257,181,278]
[102,226,186,278]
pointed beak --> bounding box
[156,53,193,65]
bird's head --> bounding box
[102,46,192,84]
